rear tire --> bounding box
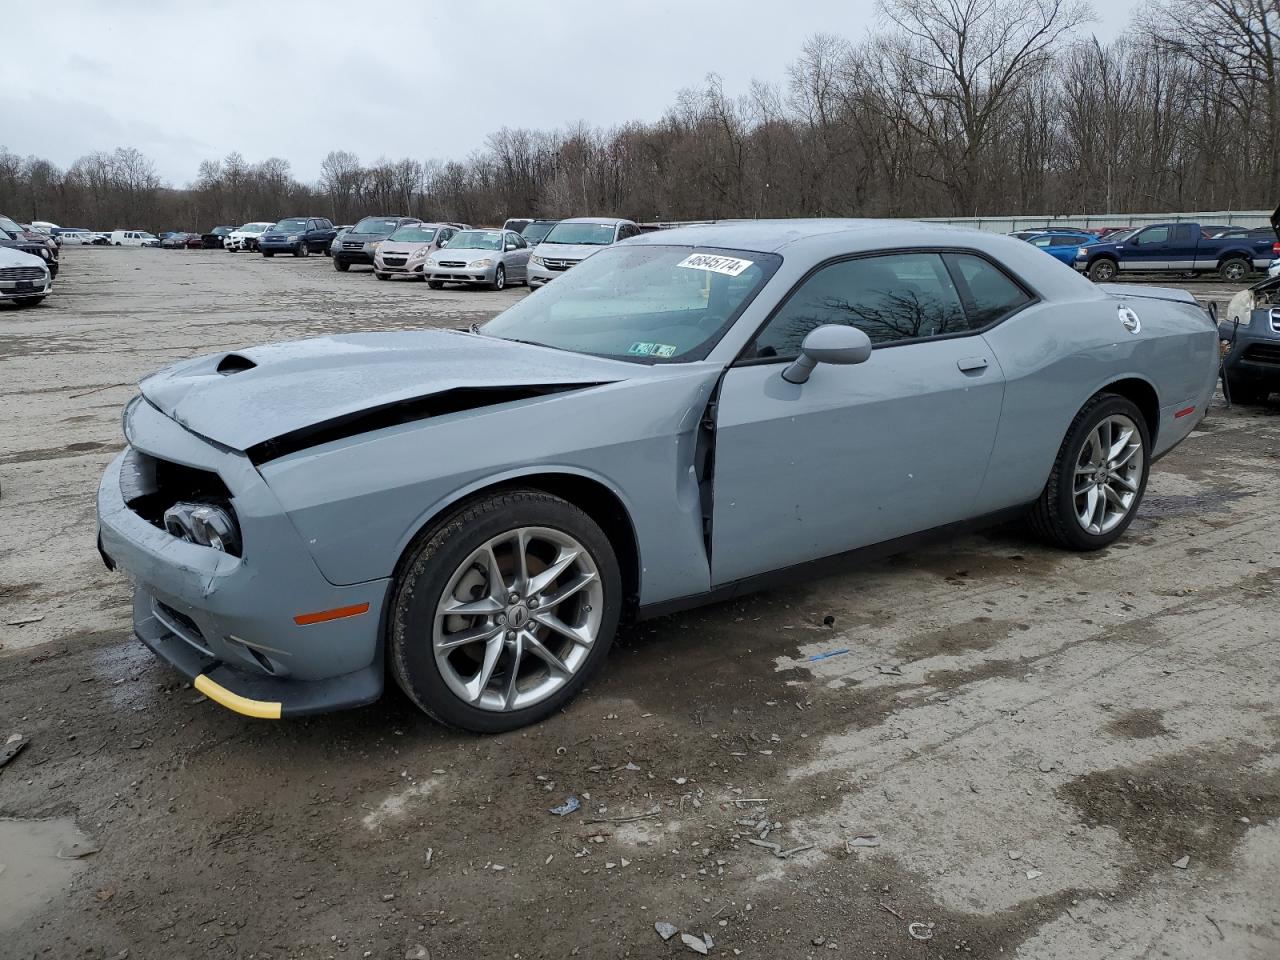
[1219,258,1249,282]
[1087,258,1117,283]
[389,489,621,733]
[1028,393,1150,551]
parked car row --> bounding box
[0,213,58,307]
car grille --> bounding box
[542,258,579,271]
[342,241,363,250]
[383,256,407,266]
[1271,310,1280,334]
[1242,343,1280,365]
[439,260,468,268]
[0,266,45,281]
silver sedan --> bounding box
[423,229,531,290]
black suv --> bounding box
[258,217,338,258]
[332,216,420,272]
[0,213,59,277]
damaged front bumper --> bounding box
[95,401,387,718]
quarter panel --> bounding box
[260,368,724,601]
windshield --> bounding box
[238,222,272,232]
[389,225,437,243]
[446,230,502,250]
[352,217,403,235]
[0,215,23,236]
[273,218,307,232]
[522,221,556,244]
[481,245,779,363]
[543,221,619,246]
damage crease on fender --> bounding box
[245,383,610,465]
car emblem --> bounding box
[1118,305,1141,334]
[508,604,530,629]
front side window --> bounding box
[946,253,1031,327]
[1135,226,1170,246]
[750,253,967,359]
[481,244,780,363]
[543,222,618,246]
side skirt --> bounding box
[636,503,1033,621]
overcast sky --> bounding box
[4,0,1136,186]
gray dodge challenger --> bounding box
[97,220,1219,731]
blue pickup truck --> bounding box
[1074,221,1277,283]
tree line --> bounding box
[1,0,1274,232]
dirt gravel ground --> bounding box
[1,247,1278,959]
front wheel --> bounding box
[333,259,349,272]
[1227,379,1268,405]
[374,271,389,280]
[15,296,46,307]
[262,250,274,258]
[427,280,443,290]
[294,243,308,258]
[389,490,621,732]
[1087,258,1117,283]
[1028,394,1150,551]
[491,264,505,291]
[1219,258,1249,282]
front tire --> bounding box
[1028,394,1150,551]
[262,250,275,258]
[374,271,389,280]
[427,280,443,290]
[1227,379,1268,404]
[491,264,505,291]
[14,296,46,307]
[294,242,308,258]
[1087,258,1117,283]
[334,259,349,272]
[389,490,621,733]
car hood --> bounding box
[379,241,430,256]
[0,245,47,269]
[532,242,610,262]
[139,329,641,453]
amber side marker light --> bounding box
[293,602,370,626]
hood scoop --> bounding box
[216,353,256,375]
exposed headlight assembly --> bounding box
[164,501,242,555]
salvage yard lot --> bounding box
[2,247,1278,958]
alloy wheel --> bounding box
[1073,414,1143,535]
[432,526,603,712]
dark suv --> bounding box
[259,217,337,258]
[332,216,420,272]
[0,213,59,277]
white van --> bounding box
[109,230,159,247]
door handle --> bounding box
[957,356,989,373]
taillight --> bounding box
[1272,241,1280,254]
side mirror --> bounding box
[782,325,872,384]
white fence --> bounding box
[641,210,1274,233]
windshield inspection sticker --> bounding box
[676,253,754,277]
[627,342,678,358]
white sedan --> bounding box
[0,246,53,307]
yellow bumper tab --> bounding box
[194,674,282,720]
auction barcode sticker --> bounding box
[676,253,754,277]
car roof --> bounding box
[557,216,634,226]
[626,218,1002,254]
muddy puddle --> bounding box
[0,817,94,932]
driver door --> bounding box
[709,251,1009,585]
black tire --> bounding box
[1227,379,1268,405]
[334,259,349,272]
[491,264,505,291]
[1218,258,1249,282]
[427,280,443,290]
[1087,258,1117,283]
[1027,393,1151,551]
[374,271,389,280]
[262,251,275,258]
[114,242,121,246]
[389,489,621,733]
[294,242,308,258]
[14,296,45,307]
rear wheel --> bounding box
[1219,258,1249,282]
[491,264,506,291]
[389,490,621,733]
[1028,394,1149,551]
[334,259,349,272]
[1087,258,1117,283]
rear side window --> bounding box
[945,254,1032,327]
[751,252,968,358]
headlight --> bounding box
[1077,247,1088,257]
[424,257,437,266]
[409,247,429,260]
[287,234,299,242]
[469,258,492,269]
[530,254,544,266]
[39,247,49,259]
[163,501,242,556]
[121,394,142,442]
